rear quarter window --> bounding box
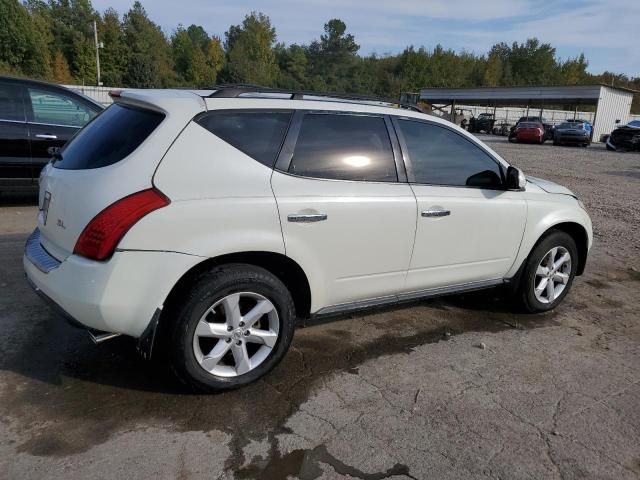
[55,104,164,170]
[196,110,292,167]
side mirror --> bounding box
[506,166,526,191]
[47,146,60,157]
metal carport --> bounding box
[419,85,636,141]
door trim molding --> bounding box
[313,278,504,317]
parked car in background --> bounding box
[0,76,103,191]
[24,86,592,392]
[468,113,496,133]
[515,121,546,144]
[565,119,593,141]
[606,120,640,151]
[509,116,553,142]
[553,121,591,147]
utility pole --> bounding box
[93,20,102,86]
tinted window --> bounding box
[55,104,164,170]
[0,83,24,121]
[289,113,397,182]
[398,120,503,189]
[28,88,98,127]
[197,110,292,167]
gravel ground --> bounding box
[0,139,639,480]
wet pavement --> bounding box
[1,143,639,479]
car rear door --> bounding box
[393,117,527,293]
[0,80,31,187]
[25,86,99,181]
[271,111,417,313]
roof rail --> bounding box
[207,84,424,112]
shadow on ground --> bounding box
[0,227,557,466]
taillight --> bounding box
[74,188,169,261]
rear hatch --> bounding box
[36,91,206,260]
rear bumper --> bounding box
[556,134,589,144]
[24,228,202,337]
[517,134,542,142]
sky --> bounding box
[91,0,640,77]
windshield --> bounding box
[628,120,640,127]
[518,122,540,128]
[558,122,582,129]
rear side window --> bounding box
[56,104,164,170]
[28,88,98,127]
[289,113,397,182]
[0,83,24,122]
[397,119,503,189]
[196,110,292,167]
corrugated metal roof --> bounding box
[419,84,636,106]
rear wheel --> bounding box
[168,264,296,392]
[516,231,578,313]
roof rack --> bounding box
[207,84,424,112]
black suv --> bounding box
[0,76,103,190]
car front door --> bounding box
[26,86,99,180]
[0,81,31,188]
[271,111,417,313]
[393,117,527,294]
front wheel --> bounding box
[168,264,296,392]
[516,231,578,313]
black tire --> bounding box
[553,140,559,146]
[167,264,296,392]
[516,230,578,313]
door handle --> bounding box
[422,209,450,218]
[287,213,328,223]
[36,134,58,140]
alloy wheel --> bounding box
[192,292,279,377]
[533,246,572,304]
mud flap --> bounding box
[136,307,162,360]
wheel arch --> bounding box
[550,222,589,275]
[509,221,589,288]
[162,251,312,321]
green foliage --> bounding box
[172,25,223,86]
[0,0,51,78]
[2,2,638,112]
[122,1,173,87]
[99,8,128,86]
[224,12,278,85]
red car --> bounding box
[516,122,545,144]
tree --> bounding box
[306,19,360,91]
[47,0,98,84]
[276,43,308,89]
[51,50,73,83]
[172,25,223,86]
[225,12,278,85]
[99,8,128,86]
[0,0,51,78]
[122,1,173,87]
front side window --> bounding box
[0,83,24,121]
[397,119,504,189]
[196,110,292,167]
[289,113,397,182]
[28,88,98,127]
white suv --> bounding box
[24,86,592,391]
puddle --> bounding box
[236,440,417,480]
